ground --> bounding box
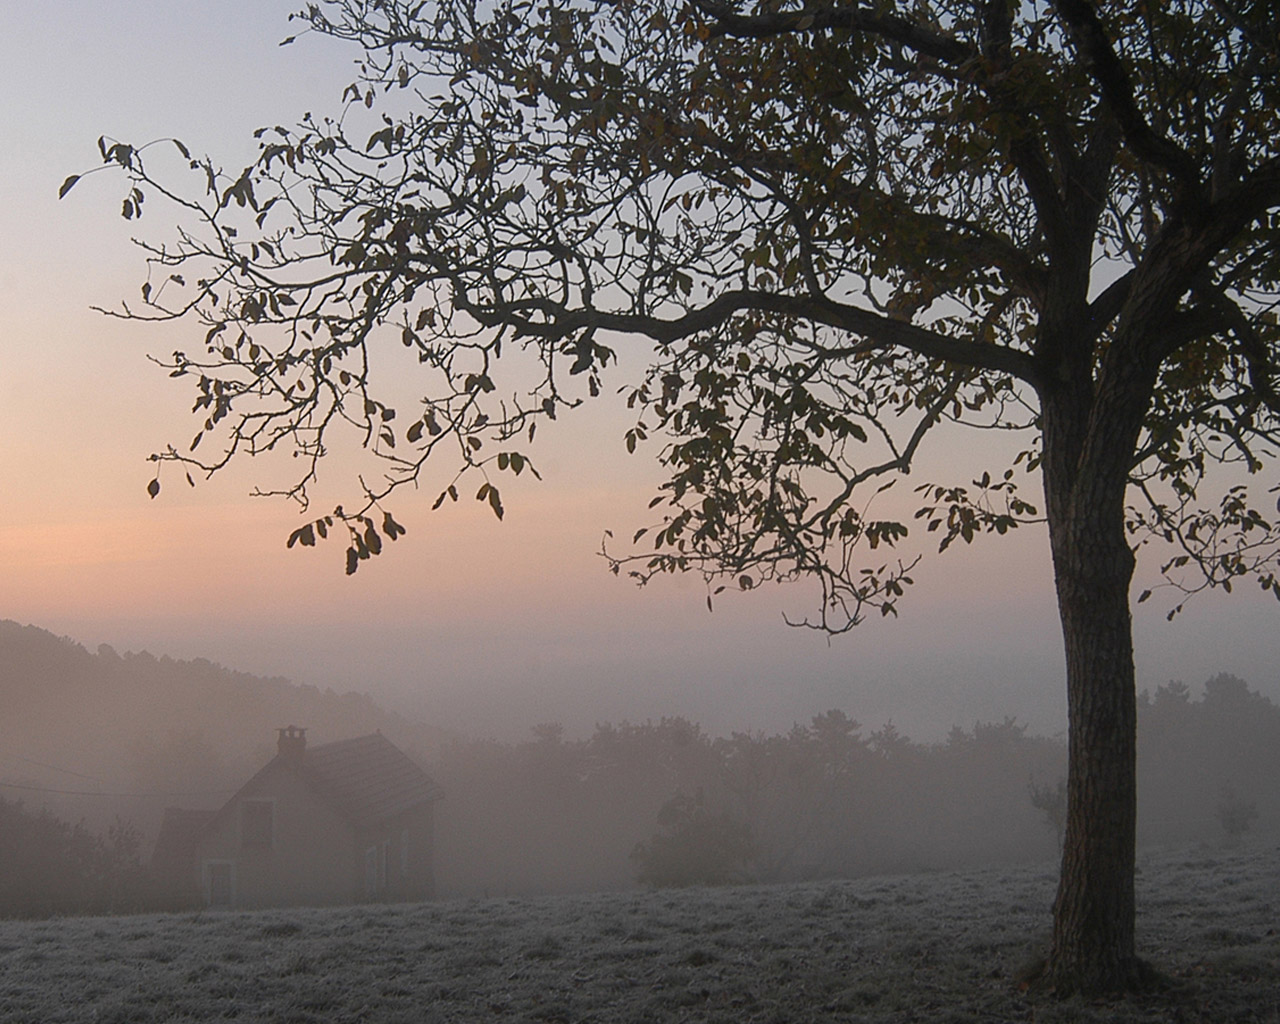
[0,841,1276,1023]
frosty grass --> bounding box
[1,840,1276,1023]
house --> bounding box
[154,726,442,909]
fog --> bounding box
[28,502,1280,750]
[5,844,1278,1024]
[3,0,1280,920]
[4,619,1277,917]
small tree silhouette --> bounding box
[1215,785,1259,842]
[632,790,753,888]
[1030,777,1068,851]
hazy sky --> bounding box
[2,1,1278,744]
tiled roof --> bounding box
[301,732,442,831]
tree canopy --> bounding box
[68,0,1280,997]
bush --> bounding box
[1029,777,1067,850]
[632,790,753,887]
[0,797,146,918]
[1215,785,1259,840]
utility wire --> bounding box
[14,755,104,783]
[0,779,235,799]
[1,752,233,798]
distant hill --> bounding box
[0,619,452,838]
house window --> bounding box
[241,800,274,849]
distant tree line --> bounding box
[2,667,1274,916]
[430,712,1067,896]
[431,676,1279,896]
[1137,673,1279,846]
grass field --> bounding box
[1,841,1276,1023]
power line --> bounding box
[0,779,234,799]
[2,752,232,798]
[14,755,104,783]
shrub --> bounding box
[1029,777,1067,850]
[1215,785,1259,840]
[0,798,146,917]
[632,790,753,887]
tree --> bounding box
[1029,775,1067,851]
[0,798,145,918]
[631,789,754,886]
[1213,783,1259,840]
[716,712,869,880]
[66,0,1280,996]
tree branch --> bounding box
[1052,0,1204,195]
[694,1,974,65]
[458,287,1042,386]
[1199,285,1280,419]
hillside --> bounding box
[0,620,451,838]
[0,841,1275,1023]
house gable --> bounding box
[186,727,441,909]
[194,755,358,908]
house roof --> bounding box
[299,732,443,832]
[187,731,442,846]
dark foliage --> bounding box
[1028,776,1067,850]
[631,789,754,887]
[1137,673,1280,845]
[0,799,146,918]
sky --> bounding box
[2,1,1278,745]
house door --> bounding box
[207,862,234,907]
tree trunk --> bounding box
[1039,381,1154,995]
[1046,509,1143,992]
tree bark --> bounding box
[1046,498,1143,992]
[1038,361,1156,995]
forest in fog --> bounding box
[2,619,1277,917]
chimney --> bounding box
[277,725,307,761]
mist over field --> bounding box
[3,621,1278,1022]
[3,619,1277,913]
[2,843,1276,1024]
